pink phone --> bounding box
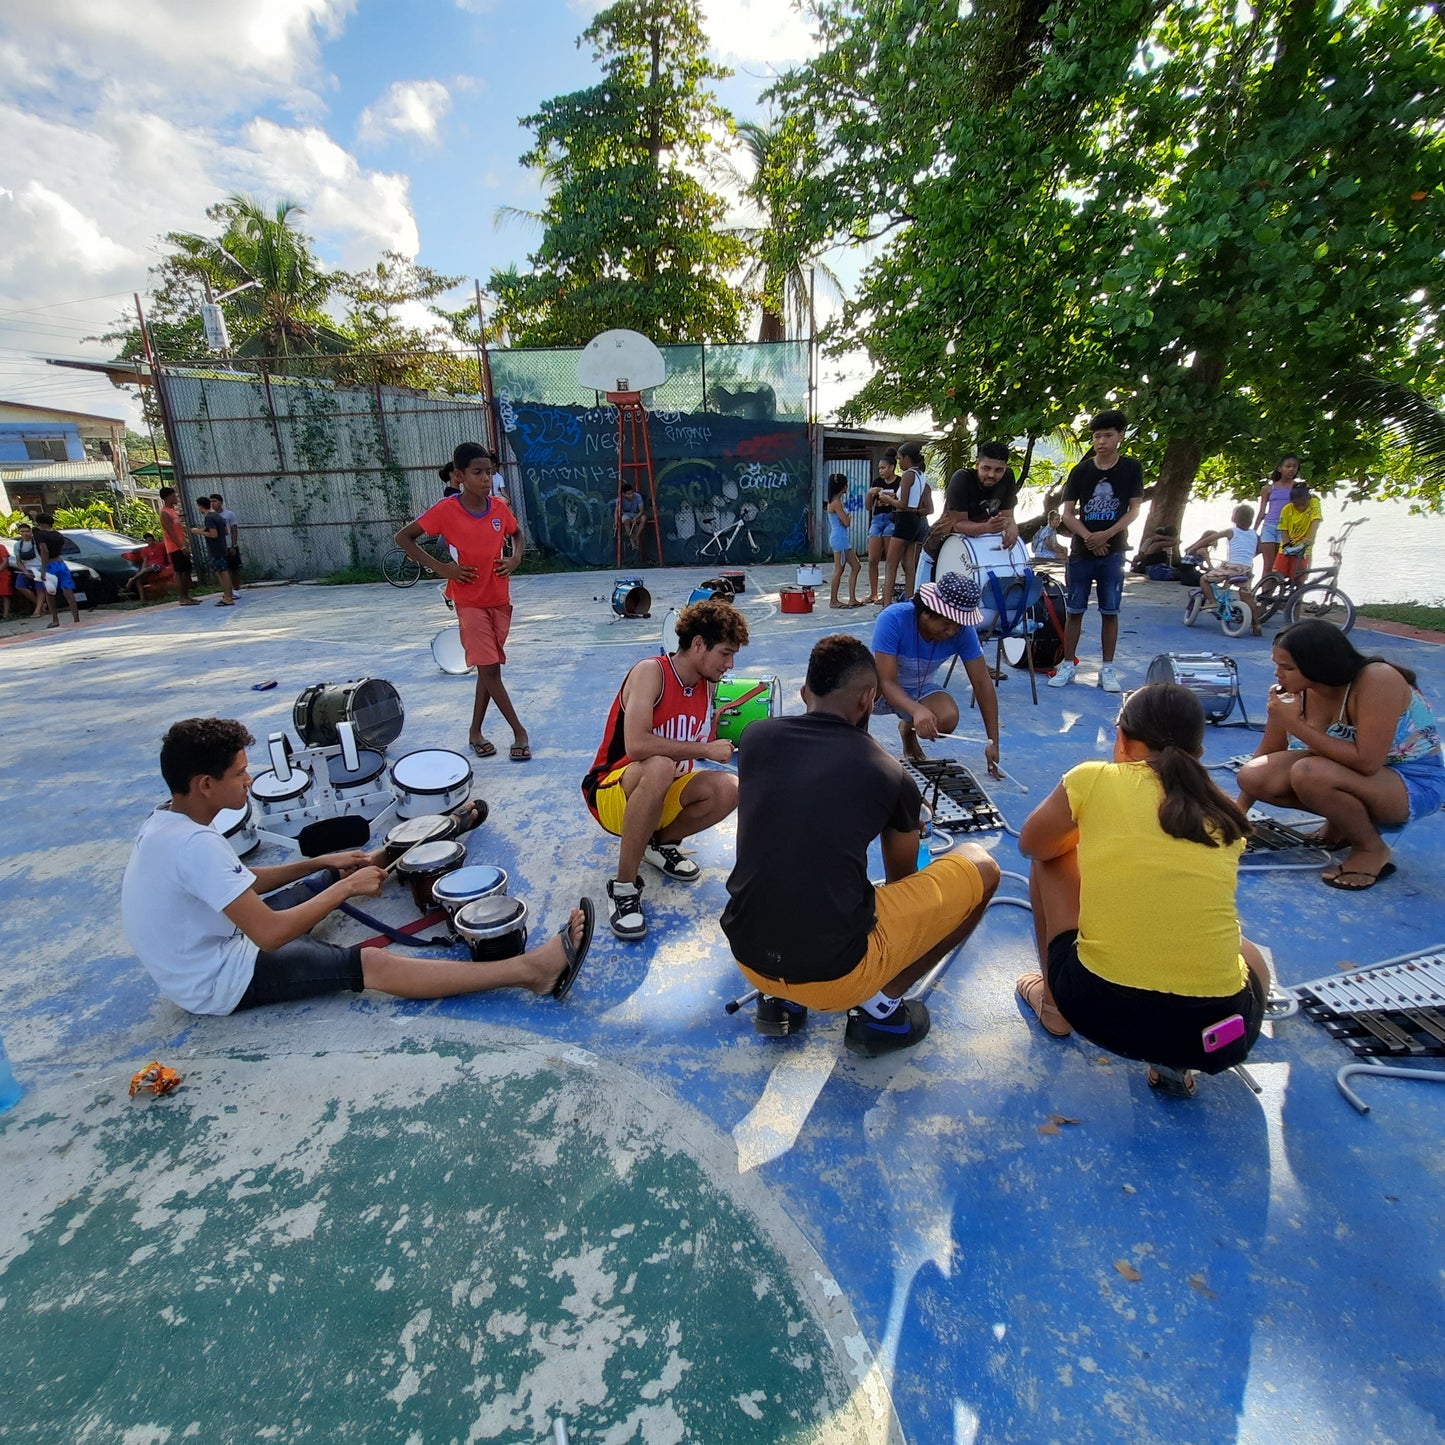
[1202,1014,1246,1052]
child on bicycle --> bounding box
[1182,503,1262,635]
[825,473,863,607]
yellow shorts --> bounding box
[738,852,986,1012]
[591,766,693,838]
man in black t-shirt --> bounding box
[31,513,80,627]
[1049,409,1144,694]
[721,634,999,1056]
[937,441,1020,550]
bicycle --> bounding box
[1184,573,1255,637]
[381,545,423,587]
[694,500,772,565]
[1251,517,1364,633]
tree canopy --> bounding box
[487,0,747,347]
[774,0,1445,519]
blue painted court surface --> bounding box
[1,568,1442,1443]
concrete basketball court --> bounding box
[1,567,1443,1443]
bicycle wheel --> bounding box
[1183,590,1204,626]
[1252,572,1284,624]
[1286,583,1354,632]
[1219,593,1249,637]
[382,548,423,588]
[745,529,773,565]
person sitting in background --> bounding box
[1182,503,1261,634]
[1030,510,1069,562]
[1129,524,1179,574]
[615,481,646,556]
[1273,482,1322,580]
[1235,620,1445,890]
[1016,683,1270,1097]
[123,533,176,604]
[721,633,999,1055]
[121,717,593,1015]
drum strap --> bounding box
[987,568,1036,636]
[1038,582,1067,643]
[298,876,453,947]
[717,682,768,719]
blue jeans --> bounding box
[1065,550,1126,615]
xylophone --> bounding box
[1243,817,1328,854]
[902,760,1005,834]
[1292,952,1445,1057]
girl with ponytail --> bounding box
[1015,683,1270,1094]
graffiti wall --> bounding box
[499,398,812,567]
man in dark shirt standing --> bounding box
[193,497,236,606]
[721,634,999,1055]
[1049,409,1143,694]
[31,513,80,628]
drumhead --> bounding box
[454,895,527,938]
[385,814,458,849]
[390,749,472,794]
[396,839,466,875]
[250,767,312,802]
[432,865,507,907]
[431,625,473,675]
[327,748,385,789]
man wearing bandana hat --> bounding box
[871,572,1004,779]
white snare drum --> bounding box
[250,766,314,817]
[214,798,260,857]
[795,563,824,588]
[389,748,474,819]
[326,748,386,796]
[431,624,473,675]
[1145,652,1240,722]
[934,534,1031,629]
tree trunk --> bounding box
[757,310,784,342]
[1143,437,1204,539]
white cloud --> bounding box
[357,80,453,147]
[701,0,818,67]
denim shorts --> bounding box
[868,514,895,539]
[233,935,365,1011]
[1064,550,1126,615]
[1259,520,1282,544]
[1391,757,1445,821]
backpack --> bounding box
[918,478,935,518]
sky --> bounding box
[0,0,859,429]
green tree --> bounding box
[333,252,472,390]
[488,0,746,346]
[776,0,1445,522]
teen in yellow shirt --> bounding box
[1274,482,1322,580]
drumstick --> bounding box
[931,733,1030,793]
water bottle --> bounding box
[917,803,933,869]
[0,1034,22,1113]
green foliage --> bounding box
[488,0,746,346]
[0,510,28,534]
[319,563,386,586]
[52,498,156,536]
[1358,604,1445,630]
[776,0,1445,520]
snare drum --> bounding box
[395,839,467,912]
[389,749,474,819]
[688,578,734,605]
[453,895,530,962]
[326,748,386,797]
[795,563,824,588]
[432,864,509,921]
[715,675,780,743]
[1146,652,1240,722]
[612,577,651,618]
[431,625,473,675]
[214,798,260,857]
[382,813,460,864]
[934,534,1030,629]
[292,678,404,750]
[250,766,313,817]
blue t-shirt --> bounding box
[872,600,983,699]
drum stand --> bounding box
[253,722,397,853]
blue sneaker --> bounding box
[755,995,808,1037]
[844,999,931,1056]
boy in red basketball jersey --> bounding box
[396,442,532,760]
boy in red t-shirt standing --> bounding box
[396,442,532,760]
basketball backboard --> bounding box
[578,329,667,394]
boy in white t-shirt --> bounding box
[121,718,592,1016]
[1183,503,1262,635]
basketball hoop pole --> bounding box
[609,390,662,566]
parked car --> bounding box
[58,529,148,602]
[1,537,105,608]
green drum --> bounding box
[714,675,780,744]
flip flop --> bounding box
[215,599,236,606]
[1322,862,1396,891]
[449,797,489,833]
[551,897,595,1001]
[509,744,532,762]
[470,738,497,758]
[1147,1064,1197,1097]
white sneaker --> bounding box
[1099,665,1122,693]
[642,839,701,882]
[1047,659,1076,688]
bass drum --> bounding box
[934,534,1031,631]
[1145,652,1240,723]
[292,679,404,750]
[431,624,473,675]
[1001,578,1069,671]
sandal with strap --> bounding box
[1147,1064,1197,1097]
[551,897,594,1001]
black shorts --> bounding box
[232,936,365,1012]
[168,549,193,577]
[890,513,925,545]
[1046,930,1264,1073]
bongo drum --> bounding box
[214,798,260,857]
[431,865,509,923]
[389,749,473,819]
[250,766,314,818]
[453,895,530,962]
[715,676,780,743]
[326,748,386,798]
[382,813,460,865]
[431,625,472,675]
[395,839,467,912]
[612,577,651,617]
[292,679,404,750]
[1145,652,1240,723]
